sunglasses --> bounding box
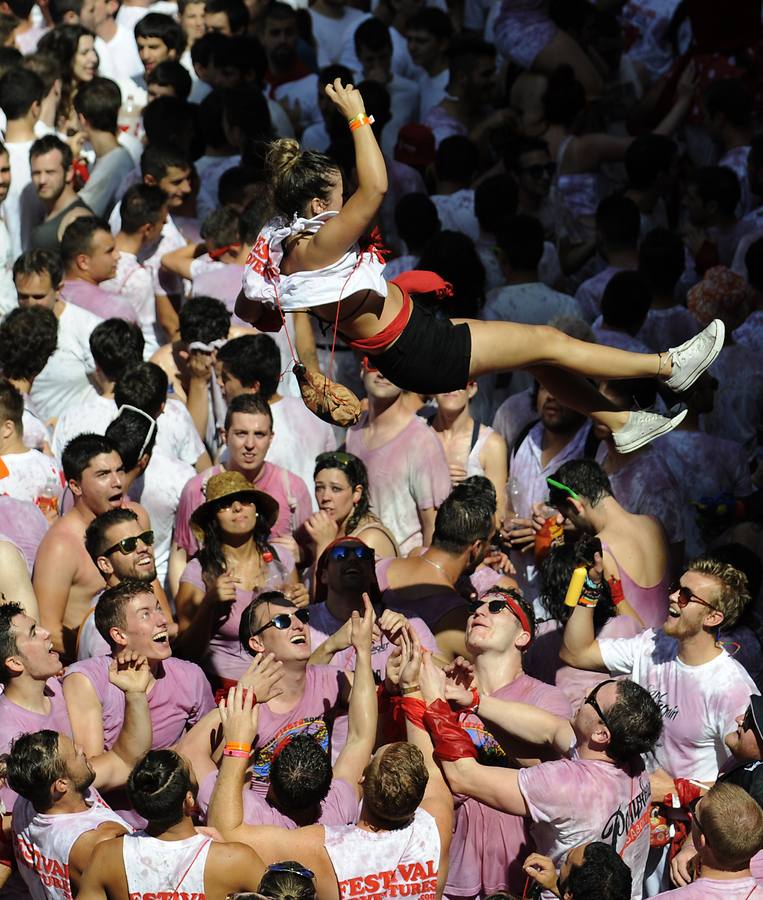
[546,477,580,502]
[468,592,522,616]
[252,607,309,637]
[742,705,759,735]
[216,495,256,512]
[520,161,556,179]
[267,863,315,880]
[584,679,615,729]
[670,582,717,612]
[687,795,704,833]
[103,530,155,556]
[328,545,375,562]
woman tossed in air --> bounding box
[236,80,724,453]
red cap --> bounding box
[394,124,436,168]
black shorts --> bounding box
[369,301,472,394]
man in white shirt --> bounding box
[80,0,143,81]
[74,78,136,218]
[309,0,366,69]
[561,554,758,892]
[0,67,45,258]
[406,7,451,119]
[15,249,103,424]
[0,378,61,506]
[101,183,167,357]
[0,140,15,317]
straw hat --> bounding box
[190,471,279,542]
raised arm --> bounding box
[333,595,377,793]
[302,80,387,269]
[466,695,573,757]
[0,542,38,620]
[558,556,608,671]
[33,533,78,656]
[161,242,203,280]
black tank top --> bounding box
[30,198,91,252]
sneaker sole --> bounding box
[666,320,725,393]
[613,409,688,454]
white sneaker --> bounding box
[663,319,725,393]
[612,408,688,454]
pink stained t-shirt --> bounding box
[195,770,359,827]
[174,462,312,556]
[599,539,670,630]
[599,629,758,780]
[60,279,139,323]
[64,655,215,749]
[447,674,573,897]
[0,496,49,573]
[346,416,451,557]
[0,679,72,813]
[518,755,652,900]
[179,549,297,682]
[653,876,761,898]
[248,664,345,792]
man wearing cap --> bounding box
[440,588,573,898]
[544,459,671,629]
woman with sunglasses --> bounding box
[304,451,398,563]
[175,471,306,689]
[236,80,723,453]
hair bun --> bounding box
[267,138,302,181]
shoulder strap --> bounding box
[511,418,540,459]
[470,419,481,452]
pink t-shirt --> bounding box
[64,655,215,749]
[60,279,139,323]
[447,674,572,897]
[196,770,359,827]
[248,664,344,792]
[0,679,72,813]
[518,756,651,900]
[0,496,48,573]
[179,549,297,682]
[653,876,761,898]
[599,629,758,780]
[346,416,451,557]
[174,462,312,556]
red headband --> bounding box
[482,589,533,641]
[209,242,242,260]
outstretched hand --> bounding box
[443,656,476,707]
[239,652,284,704]
[419,650,446,704]
[218,684,259,745]
[325,78,366,121]
[350,593,375,654]
[108,650,151,694]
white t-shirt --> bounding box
[101,251,159,357]
[0,449,62,505]
[29,302,102,423]
[52,394,205,470]
[94,23,143,81]
[418,69,449,120]
[0,214,16,317]
[599,629,758,780]
[518,754,651,900]
[5,139,43,258]
[309,6,367,68]
[270,396,337,509]
[127,450,195,582]
[109,202,186,298]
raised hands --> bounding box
[443,656,477,708]
[350,593,374,655]
[239,652,284,704]
[324,78,367,121]
[419,650,446,704]
[108,650,151,694]
[218,683,259,746]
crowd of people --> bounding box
[0,0,762,898]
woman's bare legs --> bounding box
[526,365,628,432]
[464,320,668,382]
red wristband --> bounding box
[423,699,478,762]
[464,688,480,714]
[390,695,427,732]
[608,576,626,606]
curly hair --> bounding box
[0,306,57,382]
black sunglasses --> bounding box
[215,495,256,512]
[520,161,556,179]
[103,530,155,556]
[687,795,704,833]
[468,591,523,616]
[585,679,615,729]
[669,581,717,612]
[742,705,759,735]
[328,545,374,561]
[252,607,309,637]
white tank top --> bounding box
[122,832,212,900]
[323,808,441,900]
[12,788,130,900]
[242,211,388,312]
[466,424,494,478]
